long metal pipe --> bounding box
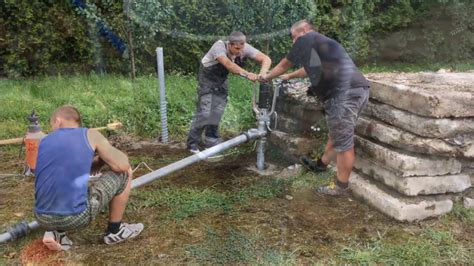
[132,128,264,188]
[156,47,169,144]
[0,128,265,243]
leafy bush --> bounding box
[1,0,472,77]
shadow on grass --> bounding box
[186,227,296,264]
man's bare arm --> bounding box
[261,58,294,81]
[87,129,130,173]
[253,52,272,75]
[216,56,257,81]
[281,67,307,80]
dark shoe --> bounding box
[314,181,349,196]
[187,145,200,154]
[203,136,222,148]
[300,156,327,173]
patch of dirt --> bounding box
[1,136,472,264]
[19,239,64,265]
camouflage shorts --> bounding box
[324,87,369,152]
[35,171,129,231]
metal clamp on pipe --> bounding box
[7,221,30,240]
[252,82,279,132]
[252,81,280,170]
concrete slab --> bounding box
[269,130,320,157]
[356,116,474,158]
[364,101,474,139]
[355,153,471,196]
[460,159,474,187]
[464,196,474,209]
[349,172,453,222]
[367,72,474,118]
[355,136,462,177]
[276,95,324,119]
[276,113,319,137]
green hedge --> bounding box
[1,0,472,77]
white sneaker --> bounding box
[188,147,200,154]
[43,231,73,251]
[103,223,144,245]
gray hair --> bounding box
[228,31,246,43]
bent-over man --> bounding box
[34,105,143,250]
[186,31,271,153]
[261,20,369,195]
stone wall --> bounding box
[268,80,326,162]
[269,72,473,222]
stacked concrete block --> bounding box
[350,72,473,221]
[268,73,473,222]
[268,80,325,160]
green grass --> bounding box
[233,178,287,203]
[186,227,296,264]
[448,202,474,225]
[5,64,463,150]
[2,62,472,140]
[291,169,336,190]
[338,228,472,265]
[130,176,288,221]
[0,74,254,140]
[131,187,231,220]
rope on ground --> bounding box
[132,162,154,173]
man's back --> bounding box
[35,128,94,215]
[286,31,368,101]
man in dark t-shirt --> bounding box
[260,20,369,196]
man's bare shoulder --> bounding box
[86,129,107,150]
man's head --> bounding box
[50,105,82,130]
[227,31,246,56]
[290,20,314,43]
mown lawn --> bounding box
[0,74,255,140]
[1,61,473,141]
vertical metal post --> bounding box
[156,47,169,144]
[256,109,268,171]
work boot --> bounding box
[314,180,349,196]
[43,231,73,251]
[203,136,222,149]
[300,156,327,173]
[187,144,200,154]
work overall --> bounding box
[186,55,244,149]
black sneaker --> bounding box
[314,181,350,196]
[203,137,222,149]
[300,156,327,173]
[187,145,200,154]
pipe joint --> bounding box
[7,221,30,240]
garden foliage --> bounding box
[1,0,472,77]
